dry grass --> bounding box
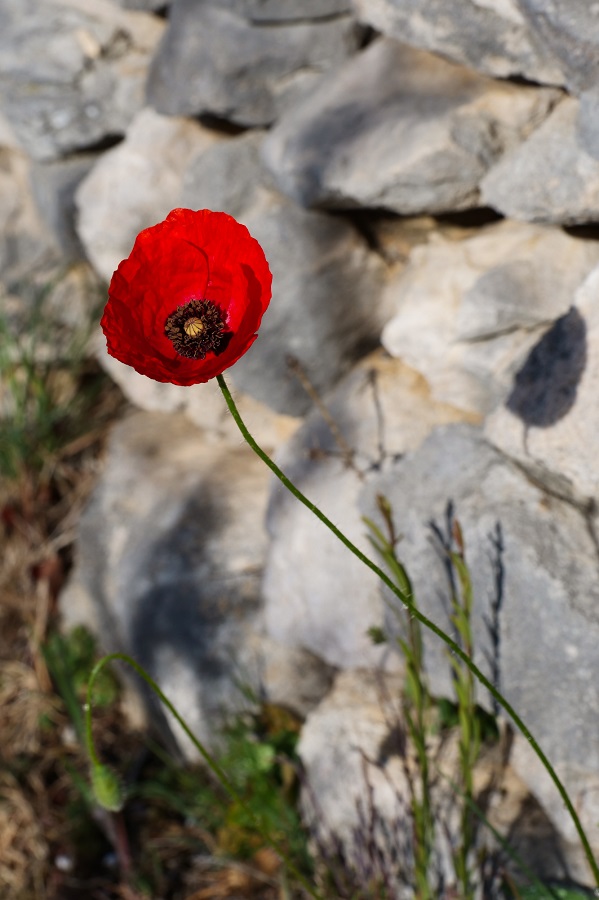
[0,770,48,897]
[0,366,304,900]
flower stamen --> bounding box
[165,300,227,360]
[184,317,205,337]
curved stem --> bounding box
[85,652,322,900]
[217,373,599,887]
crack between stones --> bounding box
[490,439,599,615]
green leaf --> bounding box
[367,625,387,645]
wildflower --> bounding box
[101,208,272,385]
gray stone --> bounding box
[95,334,300,453]
[246,0,353,21]
[76,108,226,283]
[146,0,361,126]
[359,423,599,797]
[351,0,565,84]
[299,669,419,897]
[509,735,599,886]
[485,263,599,506]
[481,97,599,225]
[516,0,599,93]
[82,119,384,419]
[0,110,93,277]
[381,220,599,416]
[113,0,169,10]
[299,670,570,890]
[183,130,387,416]
[181,129,275,222]
[577,86,599,159]
[262,351,470,670]
[230,198,385,416]
[61,410,332,755]
[0,146,56,281]
[0,0,164,162]
[262,39,559,214]
[30,156,97,262]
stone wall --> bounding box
[4,0,599,889]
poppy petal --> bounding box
[101,210,272,386]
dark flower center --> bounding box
[164,300,227,360]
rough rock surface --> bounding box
[78,123,386,418]
[351,0,565,85]
[0,0,164,162]
[359,424,599,808]
[381,220,599,416]
[245,0,353,20]
[516,0,599,93]
[262,352,470,669]
[299,670,570,889]
[485,263,599,506]
[230,200,385,415]
[181,130,276,223]
[0,145,57,281]
[96,336,300,451]
[113,0,169,9]
[481,98,599,225]
[75,108,225,282]
[30,156,96,262]
[509,734,599,886]
[182,130,387,416]
[61,410,333,754]
[146,0,361,125]
[262,38,559,213]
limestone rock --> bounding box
[181,129,275,222]
[381,220,599,416]
[485,264,599,506]
[75,108,226,283]
[246,0,352,21]
[351,0,564,84]
[146,0,361,125]
[359,424,599,790]
[84,122,385,419]
[60,410,331,755]
[0,0,164,162]
[262,352,470,670]
[0,145,56,281]
[231,200,385,415]
[113,0,168,10]
[577,86,599,160]
[30,156,97,262]
[262,38,559,214]
[0,114,94,277]
[182,130,387,416]
[299,670,571,890]
[481,98,599,225]
[95,335,300,452]
[509,735,599,885]
[516,0,599,93]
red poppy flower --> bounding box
[101,208,272,385]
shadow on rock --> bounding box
[506,307,587,427]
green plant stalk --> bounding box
[365,513,434,898]
[216,374,599,888]
[436,768,563,900]
[42,634,86,742]
[448,549,479,900]
[84,652,322,900]
[402,652,434,900]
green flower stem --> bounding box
[217,373,599,888]
[85,652,322,900]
